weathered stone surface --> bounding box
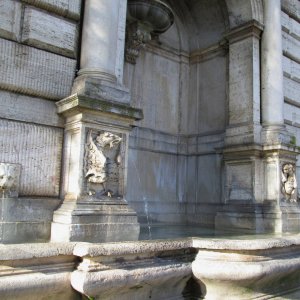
[0,119,63,196]
[72,77,131,104]
[195,56,227,134]
[0,242,78,300]
[22,6,78,58]
[281,0,300,21]
[282,31,300,62]
[0,163,20,198]
[0,0,21,41]
[72,240,194,299]
[284,102,300,126]
[283,56,300,83]
[22,0,82,20]
[284,76,300,104]
[1,236,300,299]
[125,50,181,134]
[0,38,76,100]
[282,11,300,41]
[228,36,260,125]
[192,236,300,299]
[0,90,64,127]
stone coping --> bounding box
[1,234,300,260]
[0,242,77,260]
[192,235,300,250]
[73,239,193,257]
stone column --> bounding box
[73,0,128,98]
[261,0,288,144]
[259,0,300,233]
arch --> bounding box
[225,0,263,29]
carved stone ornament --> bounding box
[125,0,174,64]
[85,130,122,197]
[281,163,298,203]
[125,22,151,64]
[0,163,21,198]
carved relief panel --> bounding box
[281,163,298,203]
[84,130,125,199]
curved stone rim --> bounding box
[127,0,175,33]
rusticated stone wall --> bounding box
[0,0,81,197]
[0,0,82,241]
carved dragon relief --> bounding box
[85,130,122,198]
[281,163,298,203]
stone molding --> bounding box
[129,127,224,156]
[56,93,143,122]
[145,42,189,64]
[224,20,264,43]
[190,41,228,64]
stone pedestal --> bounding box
[216,144,300,233]
[51,90,143,242]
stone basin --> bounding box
[1,233,300,299]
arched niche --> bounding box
[124,0,265,226]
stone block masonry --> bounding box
[0,0,22,41]
[22,6,78,58]
[0,39,76,100]
[0,119,62,197]
[22,0,82,20]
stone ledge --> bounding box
[73,239,193,257]
[57,93,143,121]
[0,242,76,260]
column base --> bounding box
[261,124,292,146]
[51,198,140,243]
[72,75,131,105]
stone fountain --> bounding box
[1,0,300,299]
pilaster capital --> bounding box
[224,20,264,43]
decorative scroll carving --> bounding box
[85,130,122,197]
[281,163,297,202]
[0,163,21,198]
